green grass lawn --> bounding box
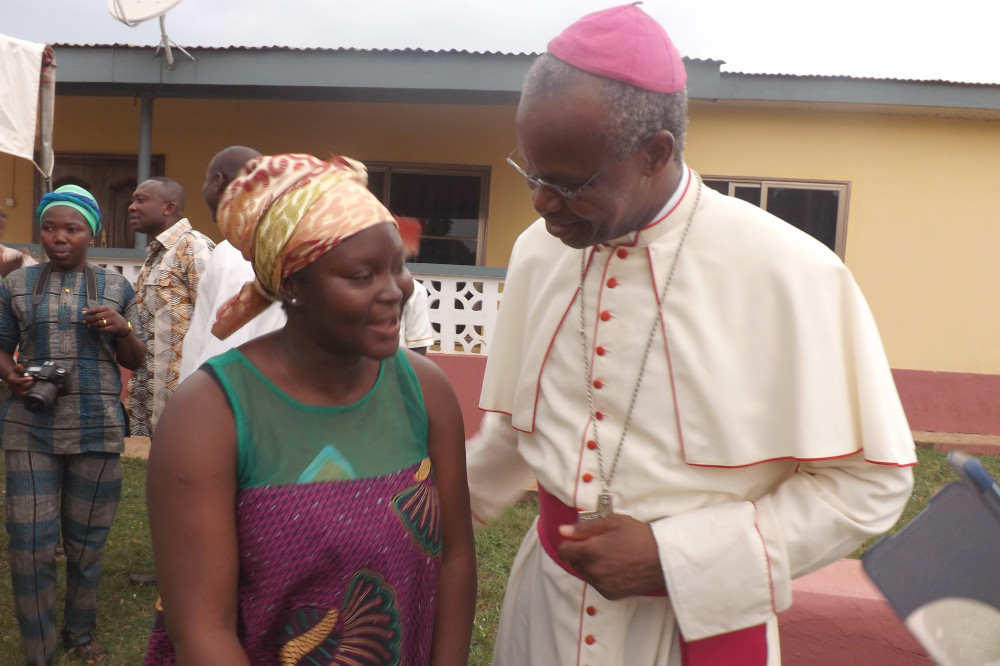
[852,446,1000,557]
[0,447,994,664]
[0,458,158,665]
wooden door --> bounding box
[34,153,164,249]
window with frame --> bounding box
[703,178,849,257]
[366,163,490,266]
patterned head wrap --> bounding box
[36,184,102,236]
[211,153,395,340]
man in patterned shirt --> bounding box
[126,177,214,438]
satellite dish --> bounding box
[108,0,195,70]
[108,0,183,26]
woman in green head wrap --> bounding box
[0,184,147,664]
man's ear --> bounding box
[211,171,227,196]
[163,200,178,218]
[643,130,676,176]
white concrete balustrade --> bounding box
[92,257,505,356]
[414,273,504,355]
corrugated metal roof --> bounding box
[721,68,1000,88]
[51,43,536,55]
[51,42,724,63]
[47,43,1000,110]
[52,41,994,87]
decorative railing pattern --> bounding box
[95,260,143,283]
[94,257,506,356]
[415,274,505,355]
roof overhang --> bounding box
[50,45,1000,112]
[715,73,1000,113]
[53,46,535,104]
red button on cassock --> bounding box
[587,440,597,450]
[616,248,628,259]
[607,277,618,288]
[600,311,611,322]
[593,379,603,389]
[596,346,606,356]
[586,606,597,616]
[595,411,604,420]
[585,635,596,645]
[582,473,594,483]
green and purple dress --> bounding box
[145,347,441,665]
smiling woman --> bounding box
[144,153,476,666]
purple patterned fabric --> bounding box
[145,462,442,665]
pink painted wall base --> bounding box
[429,353,488,437]
[779,560,930,664]
[430,357,1000,440]
[894,369,1000,437]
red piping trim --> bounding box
[573,251,598,510]
[635,167,692,240]
[684,447,918,469]
[571,418,589,510]
[868,459,918,467]
[526,256,593,433]
[648,244,689,463]
[480,408,511,417]
[476,408,534,435]
[575,585,588,666]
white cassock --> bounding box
[466,167,916,665]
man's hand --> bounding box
[3,363,33,398]
[82,306,131,339]
[0,245,27,278]
[556,513,666,600]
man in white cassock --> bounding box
[465,5,916,665]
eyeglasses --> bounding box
[506,148,624,202]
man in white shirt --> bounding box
[400,279,433,355]
[179,147,286,382]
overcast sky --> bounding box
[2,0,999,84]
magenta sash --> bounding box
[536,484,768,665]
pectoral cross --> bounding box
[578,491,614,521]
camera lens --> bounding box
[24,381,59,413]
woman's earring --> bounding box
[289,297,299,306]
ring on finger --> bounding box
[102,318,107,326]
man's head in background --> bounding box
[202,146,262,221]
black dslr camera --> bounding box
[23,361,69,413]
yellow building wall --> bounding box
[685,103,1000,375]
[154,97,535,266]
[2,95,998,377]
[0,96,535,268]
[0,152,32,233]
[0,96,151,238]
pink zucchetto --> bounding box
[547,3,687,94]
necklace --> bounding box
[578,176,702,520]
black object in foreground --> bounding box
[862,454,1000,665]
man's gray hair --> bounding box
[522,54,688,163]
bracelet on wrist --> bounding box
[116,321,132,339]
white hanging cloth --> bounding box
[0,34,47,172]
